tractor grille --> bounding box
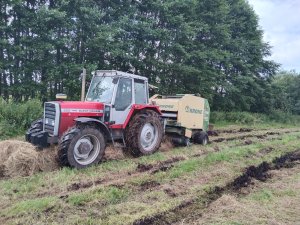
[44,103,59,135]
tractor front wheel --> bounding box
[124,110,163,157]
[25,118,43,143]
[58,125,106,169]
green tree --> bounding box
[0,0,282,115]
[271,71,300,114]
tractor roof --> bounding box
[94,70,148,81]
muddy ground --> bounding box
[135,149,300,225]
[0,126,300,225]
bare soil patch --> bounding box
[136,156,186,174]
[136,163,154,172]
[215,127,253,134]
[140,180,160,191]
[210,128,298,143]
[67,181,94,191]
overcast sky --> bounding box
[248,0,300,72]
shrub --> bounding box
[210,111,262,125]
[210,111,300,126]
[0,99,43,138]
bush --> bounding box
[210,111,262,125]
[210,111,300,126]
[266,110,300,124]
[0,99,43,139]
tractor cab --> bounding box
[86,70,149,125]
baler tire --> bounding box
[193,131,209,145]
[124,110,163,157]
[58,125,106,168]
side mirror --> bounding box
[56,93,67,100]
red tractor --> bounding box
[26,70,164,168]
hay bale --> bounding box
[0,140,32,164]
[4,146,39,177]
[0,140,59,178]
[0,140,36,177]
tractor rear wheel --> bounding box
[124,110,163,157]
[193,131,209,145]
[58,125,106,169]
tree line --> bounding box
[1,0,298,114]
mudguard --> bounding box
[74,117,110,138]
[123,104,161,128]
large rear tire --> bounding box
[124,110,163,157]
[58,125,106,169]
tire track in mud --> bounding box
[65,156,186,192]
[132,149,300,225]
[214,127,254,134]
[210,129,299,143]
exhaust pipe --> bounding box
[81,68,86,101]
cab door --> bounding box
[111,77,133,125]
[134,79,148,104]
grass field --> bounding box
[0,124,300,225]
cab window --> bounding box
[114,78,132,111]
[134,79,147,104]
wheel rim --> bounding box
[140,122,159,152]
[73,134,101,165]
[203,136,208,145]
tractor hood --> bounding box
[52,101,104,135]
[58,101,104,117]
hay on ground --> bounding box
[159,136,174,152]
[0,140,59,178]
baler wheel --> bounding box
[193,131,209,145]
[123,110,163,157]
[58,125,106,168]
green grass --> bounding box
[250,189,274,202]
[166,159,200,179]
[1,197,57,217]
[138,152,167,164]
[67,186,131,206]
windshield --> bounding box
[86,76,115,103]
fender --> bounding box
[74,117,110,138]
[122,104,162,128]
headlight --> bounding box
[45,118,55,126]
